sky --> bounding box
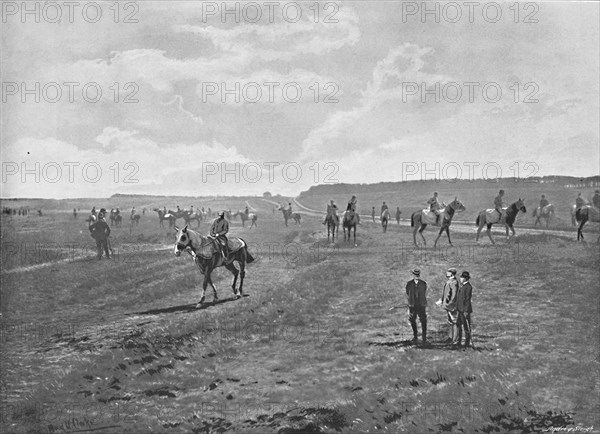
[1,1,599,198]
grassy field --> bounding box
[1,194,599,433]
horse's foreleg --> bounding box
[197,273,210,307]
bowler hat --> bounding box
[461,271,470,279]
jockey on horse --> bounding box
[493,189,505,223]
[209,211,229,260]
[323,199,338,224]
[427,192,442,224]
[346,195,360,224]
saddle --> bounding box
[420,208,444,225]
[485,208,507,224]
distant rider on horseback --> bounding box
[539,195,549,209]
[210,211,229,260]
[380,201,389,214]
[575,192,587,211]
[346,195,360,224]
[245,206,250,216]
[323,199,338,224]
[427,192,442,224]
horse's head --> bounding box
[173,225,192,256]
[516,198,527,213]
[449,197,466,212]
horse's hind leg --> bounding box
[486,224,495,244]
[224,262,240,296]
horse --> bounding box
[183,210,203,228]
[154,208,176,228]
[325,212,339,242]
[411,198,466,247]
[571,204,578,227]
[130,212,141,227]
[279,207,301,226]
[575,206,600,242]
[109,209,122,227]
[173,225,255,307]
[381,209,390,233]
[476,198,527,244]
[533,204,554,227]
[342,210,358,246]
[233,211,258,228]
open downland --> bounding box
[1,198,599,433]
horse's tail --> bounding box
[475,214,480,226]
[246,247,255,263]
[410,213,415,227]
[240,239,255,263]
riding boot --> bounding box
[422,322,427,343]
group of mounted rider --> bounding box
[322,188,600,246]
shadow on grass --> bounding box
[127,294,249,316]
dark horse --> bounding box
[173,225,255,307]
[325,213,339,242]
[476,198,526,244]
[183,210,203,228]
[411,198,466,247]
[342,210,358,246]
[154,208,176,228]
[279,207,301,226]
[575,206,600,242]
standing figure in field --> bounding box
[209,211,230,260]
[456,271,473,348]
[371,207,376,223]
[593,190,600,210]
[406,268,428,345]
[73,208,77,219]
[395,207,402,224]
[89,209,111,259]
[439,267,459,345]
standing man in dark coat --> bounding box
[90,209,111,259]
[406,268,428,344]
[455,271,473,347]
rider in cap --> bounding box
[210,211,230,260]
[494,190,505,220]
[427,192,442,224]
